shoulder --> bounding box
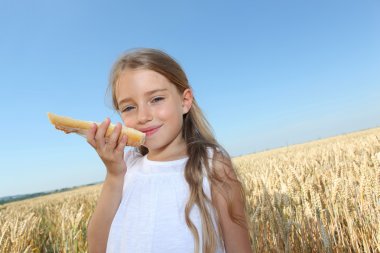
[209,148,253,252]
[208,147,245,217]
[208,147,241,200]
[209,148,237,183]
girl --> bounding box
[86,48,252,253]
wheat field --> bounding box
[1,128,379,252]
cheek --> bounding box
[121,114,137,128]
[155,105,181,122]
[154,109,169,122]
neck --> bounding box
[147,140,188,162]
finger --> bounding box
[95,118,110,145]
[116,134,128,152]
[107,122,122,148]
[86,123,97,147]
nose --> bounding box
[137,105,153,124]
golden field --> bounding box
[1,127,379,252]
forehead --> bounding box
[115,69,178,103]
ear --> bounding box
[181,88,193,114]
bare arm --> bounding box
[86,118,128,253]
[87,174,124,253]
[211,153,253,253]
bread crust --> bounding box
[47,112,145,147]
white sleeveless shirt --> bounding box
[106,148,225,253]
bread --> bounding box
[47,112,145,147]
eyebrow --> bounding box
[117,88,168,106]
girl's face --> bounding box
[116,68,192,158]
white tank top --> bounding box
[106,148,225,253]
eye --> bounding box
[151,97,164,103]
[121,106,135,112]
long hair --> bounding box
[106,48,250,253]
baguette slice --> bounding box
[47,112,145,147]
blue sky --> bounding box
[0,0,379,197]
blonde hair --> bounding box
[106,48,250,253]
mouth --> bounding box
[141,126,161,137]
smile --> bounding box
[142,126,161,137]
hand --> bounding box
[86,117,128,177]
